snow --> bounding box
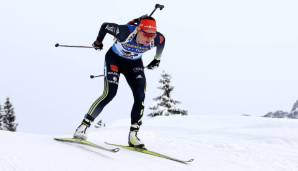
[1,115,298,171]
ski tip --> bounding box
[189,158,195,162]
[102,142,120,152]
[186,158,195,163]
[113,148,120,152]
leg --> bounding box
[124,67,146,131]
[74,49,120,140]
[85,59,120,122]
[85,73,119,121]
[124,63,146,148]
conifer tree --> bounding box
[148,71,188,117]
[0,105,4,130]
[3,98,18,131]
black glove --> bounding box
[147,59,160,69]
[92,40,103,50]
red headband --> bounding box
[139,19,157,32]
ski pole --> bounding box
[90,74,105,79]
[149,4,165,17]
[55,43,94,49]
[90,67,149,79]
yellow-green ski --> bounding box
[105,142,194,164]
[54,138,120,153]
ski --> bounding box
[105,142,194,164]
[54,138,120,153]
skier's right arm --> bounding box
[93,22,129,50]
[96,23,120,42]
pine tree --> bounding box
[3,98,18,131]
[148,71,188,117]
[289,99,298,119]
[291,100,298,112]
[0,104,4,130]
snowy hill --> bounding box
[1,115,298,171]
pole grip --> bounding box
[149,4,165,17]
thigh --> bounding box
[124,63,146,96]
[104,49,121,86]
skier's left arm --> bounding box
[147,32,165,69]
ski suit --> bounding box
[84,22,165,128]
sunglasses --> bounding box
[141,30,156,38]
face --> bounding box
[136,28,157,46]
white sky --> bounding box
[0,0,297,134]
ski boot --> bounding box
[73,119,91,140]
[128,124,145,149]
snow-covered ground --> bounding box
[1,115,298,171]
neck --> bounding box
[136,35,144,45]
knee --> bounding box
[104,88,117,103]
[100,81,118,104]
[134,92,145,103]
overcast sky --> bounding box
[0,0,297,134]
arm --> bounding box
[96,22,121,42]
[147,33,165,69]
[93,22,130,50]
[154,32,165,60]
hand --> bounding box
[92,40,103,50]
[146,59,160,69]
